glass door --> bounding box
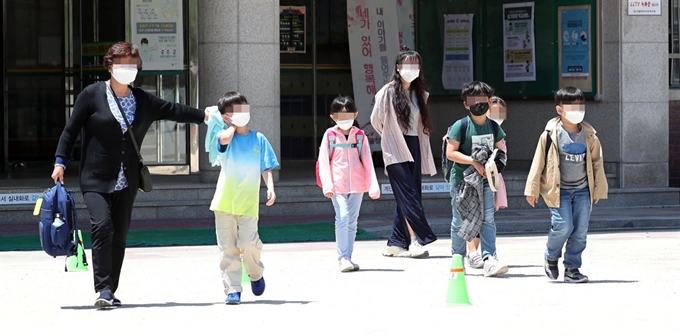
[4,0,67,165]
[1,0,196,176]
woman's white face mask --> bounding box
[111,65,138,85]
[399,65,420,83]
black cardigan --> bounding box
[55,81,205,193]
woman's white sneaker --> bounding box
[408,240,429,258]
[382,245,407,257]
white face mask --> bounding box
[336,119,354,130]
[564,110,585,124]
[399,68,420,83]
[230,113,250,127]
[112,67,138,85]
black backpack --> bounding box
[442,117,500,182]
[544,130,554,163]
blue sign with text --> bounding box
[560,9,590,77]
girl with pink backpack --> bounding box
[317,96,380,272]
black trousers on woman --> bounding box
[385,135,437,249]
[83,187,137,293]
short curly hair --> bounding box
[103,41,142,71]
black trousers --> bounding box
[385,135,437,248]
[83,187,137,293]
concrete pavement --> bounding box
[1,231,679,335]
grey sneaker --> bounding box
[382,245,408,257]
[483,254,509,277]
[94,289,114,308]
[544,256,559,280]
[350,259,360,271]
[407,240,429,258]
[564,268,589,283]
[466,252,484,269]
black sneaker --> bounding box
[564,268,589,283]
[94,289,114,307]
[544,257,559,280]
[112,295,122,306]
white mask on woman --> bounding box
[399,68,420,83]
[112,66,138,85]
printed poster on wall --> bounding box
[347,0,400,151]
[130,0,184,71]
[502,2,536,82]
[442,14,474,91]
[396,0,415,50]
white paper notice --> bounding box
[502,2,536,82]
[130,0,184,71]
[442,14,474,91]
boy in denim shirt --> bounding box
[525,87,608,283]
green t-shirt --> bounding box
[447,116,506,188]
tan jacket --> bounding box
[524,117,608,207]
[370,82,437,176]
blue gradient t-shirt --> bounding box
[210,130,279,218]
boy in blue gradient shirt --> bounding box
[207,91,279,305]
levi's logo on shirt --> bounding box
[562,143,586,162]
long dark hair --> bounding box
[330,95,360,128]
[390,47,432,135]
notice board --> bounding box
[416,0,598,99]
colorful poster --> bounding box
[280,6,306,53]
[442,14,474,91]
[347,0,400,151]
[502,2,536,82]
[396,0,415,50]
[560,8,589,78]
[130,0,184,71]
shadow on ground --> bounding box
[242,300,314,305]
[550,280,639,284]
[61,302,221,310]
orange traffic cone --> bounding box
[445,254,471,305]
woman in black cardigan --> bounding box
[51,41,209,307]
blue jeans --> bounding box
[331,193,364,261]
[450,181,497,258]
[545,187,591,268]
